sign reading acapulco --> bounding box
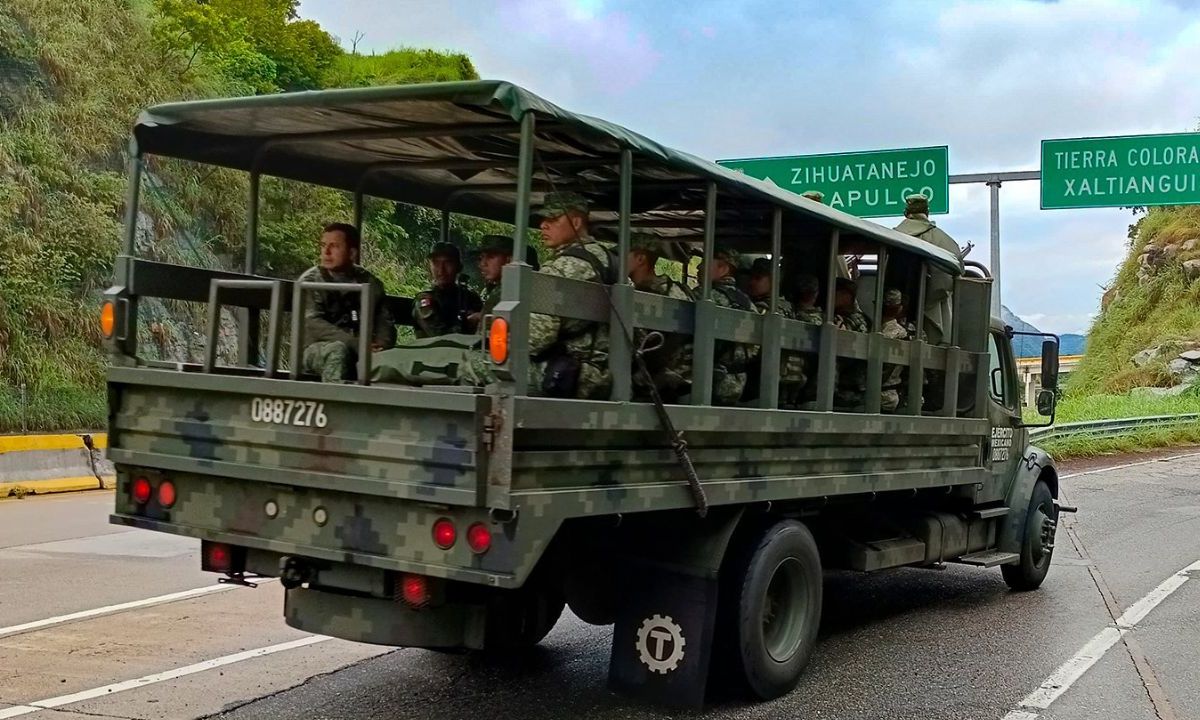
[717,146,950,218]
[1041,132,1200,209]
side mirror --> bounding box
[1036,388,1056,417]
[1041,339,1060,392]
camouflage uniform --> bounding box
[748,261,805,408]
[461,194,616,399]
[710,271,757,406]
[833,297,870,409]
[880,290,916,412]
[633,271,695,403]
[893,194,960,346]
[297,264,395,383]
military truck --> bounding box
[104,81,1063,706]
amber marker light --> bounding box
[489,317,509,364]
[100,301,116,338]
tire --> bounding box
[482,586,565,650]
[1002,478,1058,591]
[718,520,823,700]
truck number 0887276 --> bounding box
[250,397,327,428]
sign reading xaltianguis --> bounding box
[1041,132,1200,209]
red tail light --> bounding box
[432,518,456,549]
[203,542,232,573]
[157,480,177,508]
[400,574,429,608]
[131,476,152,504]
[466,523,492,554]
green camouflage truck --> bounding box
[104,81,1064,706]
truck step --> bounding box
[955,550,1019,568]
[847,537,927,572]
[971,506,1010,520]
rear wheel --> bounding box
[719,520,823,700]
[1002,478,1058,591]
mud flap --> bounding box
[608,559,719,708]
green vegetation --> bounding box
[0,0,486,432]
[1027,392,1200,459]
[1069,206,1200,395]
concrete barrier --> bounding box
[0,433,114,498]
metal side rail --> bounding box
[1029,413,1200,443]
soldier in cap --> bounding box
[461,191,618,399]
[628,233,695,402]
[880,288,916,412]
[468,234,540,328]
[699,246,758,405]
[413,242,483,338]
[297,222,395,382]
[893,193,961,346]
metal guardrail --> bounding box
[1029,413,1200,443]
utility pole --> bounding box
[948,170,1040,315]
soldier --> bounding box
[468,234,539,329]
[833,277,869,408]
[893,193,960,346]
[833,277,869,332]
[793,274,824,324]
[413,242,483,338]
[702,246,757,405]
[297,223,395,383]
[800,190,824,203]
[746,258,807,407]
[628,234,694,402]
[460,192,617,399]
[880,289,916,412]
[746,257,795,316]
[894,193,960,411]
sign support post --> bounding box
[948,170,1040,314]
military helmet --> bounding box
[801,190,825,203]
[477,234,539,270]
[749,257,773,276]
[883,288,904,306]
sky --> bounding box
[302,0,1200,335]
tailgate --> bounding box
[106,367,490,506]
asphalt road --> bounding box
[1,451,1198,720]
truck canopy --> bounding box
[133,80,962,274]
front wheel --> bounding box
[719,520,823,700]
[1002,478,1058,591]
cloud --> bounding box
[299,0,1200,335]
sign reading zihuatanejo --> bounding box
[717,146,949,218]
[1041,132,1200,209]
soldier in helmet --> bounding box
[792,274,824,324]
[700,246,758,405]
[413,242,483,338]
[893,193,960,346]
[833,277,869,409]
[628,233,694,402]
[297,222,395,383]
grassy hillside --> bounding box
[1069,206,1200,395]
[0,0,486,431]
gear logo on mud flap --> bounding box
[636,614,686,674]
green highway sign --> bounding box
[1041,132,1200,209]
[717,146,949,218]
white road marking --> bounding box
[0,635,330,718]
[0,584,236,639]
[1002,559,1199,719]
[1059,450,1200,480]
